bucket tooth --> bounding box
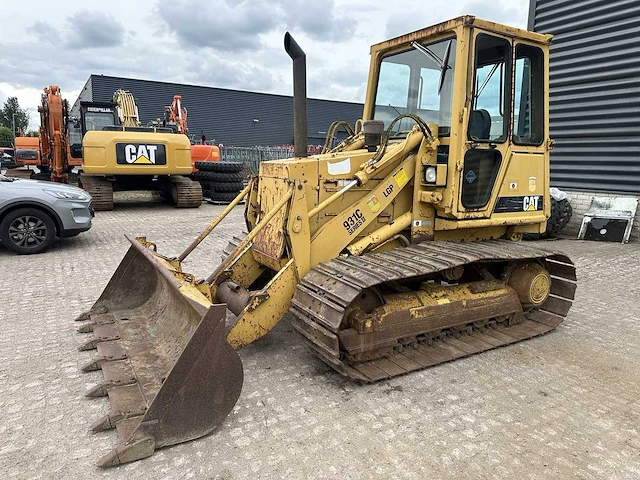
[77,314,116,333]
[79,338,101,351]
[81,342,128,372]
[96,436,155,468]
[85,383,110,398]
[91,411,144,432]
[75,306,108,322]
[86,360,137,397]
[78,325,121,351]
[82,357,108,372]
[77,323,96,334]
[91,384,148,432]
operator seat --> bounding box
[469,109,492,140]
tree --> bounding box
[1,97,30,135]
[0,126,13,147]
[26,130,40,138]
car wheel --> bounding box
[0,208,56,254]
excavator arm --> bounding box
[112,89,141,127]
[38,85,69,183]
[164,95,188,134]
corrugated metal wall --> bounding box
[71,75,363,148]
[530,0,640,194]
[70,77,93,117]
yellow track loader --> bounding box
[75,16,576,467]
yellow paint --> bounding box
[118,17,556,354]
[82,130,192,175]
[393,169,409,188]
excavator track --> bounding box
[169,176,203,208]
[289,240,576,383]
[80,174,114,211]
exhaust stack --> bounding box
[284,32,308,158]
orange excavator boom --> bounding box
[38,85,69,183]
[164,95,188,135]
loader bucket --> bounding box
[76,236,243,467]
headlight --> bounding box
[44,189,88,201]
[425,166,437,183]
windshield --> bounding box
[16,149,38,160]
[84,112,116,132]
[373,37,456,136]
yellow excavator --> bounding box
[75,16,576,467]
[76,89,202,210]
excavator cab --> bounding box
[75,16,575,467]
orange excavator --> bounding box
[38,85,70,183]
[164,94,220,167]
[5,86,75,181]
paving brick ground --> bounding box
[1,193,639,479]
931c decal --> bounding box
[343,209,366,235]
[494,196,544,213]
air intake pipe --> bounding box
[284,32,308,158]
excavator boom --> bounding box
[38,86,69,183]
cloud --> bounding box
[281,0,355,42]
[31,21,62,45]
[156,0,277,52]
[461,1,527,27]
[65,10,126,49]
[384,1,528,39]
[156,0,356,52]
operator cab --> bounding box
[365,16,550,220]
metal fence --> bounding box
[219,145,324,172]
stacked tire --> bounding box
[193,161,245,203]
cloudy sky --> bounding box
[1,0,529,130]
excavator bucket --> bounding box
[75,236,243,467]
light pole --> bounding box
[12,112,16,146]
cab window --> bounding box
[514,44,544,146]
[469,34,511,143]
[374,37,457,137]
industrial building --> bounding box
[71,75,363,147]
[529,0,640,236]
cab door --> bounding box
[493,43,548,220]
[458,31,512,217]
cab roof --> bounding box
[371,15,552,54]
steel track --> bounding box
[289,240,576,383]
